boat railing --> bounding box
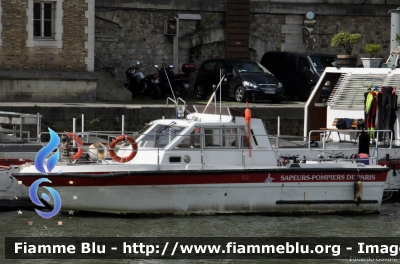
[166,97,186,119]
[76,131,138,144]
[307,129,393,160]
[38,131,137,145]
[36,131,138,165]
[268,134,308,150]
[47,131,278,168]
[309,129,393,147]
[37,131,132,163]
[268,129,393,164]
[36,130,382,168]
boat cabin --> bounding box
[122,108,278,170]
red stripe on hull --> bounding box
[13,170,389,187]
[0,159,32,167]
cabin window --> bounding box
[136,123,187,148]
[205,128,220,147]
[223,128,238,147]
[136,122,154,136]
[240,127,250,149]
[174,129,200,149]
[204,127,238,148]
[155,125,186,148]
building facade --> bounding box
[0,0,399,102]
[95,0,399,89]
[0,0,97,101]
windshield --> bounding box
[233,61,272,74]
[136,122,154,136]
[309,55,337,72]
[136,123,187,148]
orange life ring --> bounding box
[108,135,138,163]
[66,133,83,161]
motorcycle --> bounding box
[155,63,196,100]
[124,61,161,100]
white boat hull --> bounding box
[0,165,31,210]
[11,111,390,215]
[41,181,385,215]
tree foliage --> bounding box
[364,44,381,58]
[330,31,362,55]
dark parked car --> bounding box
[260,52,336,101]
[193,58,284,103]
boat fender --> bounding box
[109,135,138,163]
[354,177,362,206]
[66,133,83,161]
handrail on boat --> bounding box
[166,97,186,116]
[308,129,393,162]
[33,130,382,170]
[309,129,393,147]
[36,130,386,170]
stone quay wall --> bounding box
[95,0,398,86]
[0,105,304,139]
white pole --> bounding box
[81,114,84,132]
[122,115,125,134]
[389,8,400,51]
[276,116,280,149]
[203,76,225,114]
[220,69,222,119]
[73,118,76,146]
[214,88,217,114]
[37,112,41,142]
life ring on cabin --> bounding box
[108,135,138,163]
[66,133,83,161]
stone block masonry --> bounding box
[0,0,96,102]
[0,104,305,139]
[95,1,398,88]
[0,70,98,102]
[1,0,89,71]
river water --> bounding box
[2,203,400,264]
